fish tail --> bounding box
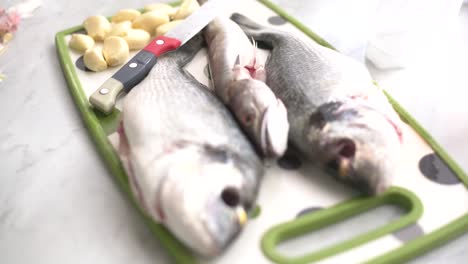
[230,13,264,31]
[230,13,274,44]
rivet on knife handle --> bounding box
[89,36,181,114]
[89,78,123,114]
[88,0,225,114]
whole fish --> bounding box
[231,14,403,195]
[118,34,264,257]
[202,11,289,158]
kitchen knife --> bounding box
[89,0,223,114]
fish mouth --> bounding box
[200,188,248,257]
[327,158,378,195]
[203,207,247,257]
[259,99,289,158]
[324,139,389,196]
[325,138,370,193]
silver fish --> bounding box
[118,35,264,257]
[202,13,289,158]
[231,14,403,195]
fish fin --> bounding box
[232,65,251,81]
[250,38,260,69]
[251,37,257,67]
[230,13,272,42]
[253,65,266,82]
[232,54,251,81]
[231,13,264,31]
[116,121,153,219]
[246,39,267,82]
[244,39,258,75]
[232,54,241,69]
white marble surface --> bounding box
[0,0,467,263]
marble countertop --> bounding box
[1,0,467,263]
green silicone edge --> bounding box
[56,1,468,263]
[94,108,121,135]
[261,187,423,264]
[257,0,336,51]
[380,89,468,187]
[259,0,468,263]
[55,26,196,264]
[362,91,468,264]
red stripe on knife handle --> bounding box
[143,36,182,56]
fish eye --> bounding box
[220,187,241,208]
[309,111,326,129]
[242,111,256,126]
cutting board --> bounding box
[55,0,468,263]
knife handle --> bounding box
[143,35,182,57]
[89,36,181,114]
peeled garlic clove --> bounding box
[103,36,130,67]
[83,16,111,41]
[155,20,183,37]
[3,32,13,43]
[111,9,141,23]
[84,47,108,72]
[172,0,199,20]
[69,33,95,53]
[144,3,177,17]
[132,10,170,34]
[107,21,132,37]
[123,29,151,50]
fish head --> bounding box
[308,102,402,195]
[228,78,289,158]
[154,143,260,257]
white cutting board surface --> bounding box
[64,0,468,262]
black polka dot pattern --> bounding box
[203,64,211,80]
[296,207,323,218]
[268,15,287,26]
[393,223,425,242]
[419,153,460,185]
[277,149,302,170]
[75,56,91,72]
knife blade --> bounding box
[89,0,224,114]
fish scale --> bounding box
[267,36,376,114]
[201,11,290,158]
[232,13,402,195]
[120,35,263,257]
[124,61,252,155]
